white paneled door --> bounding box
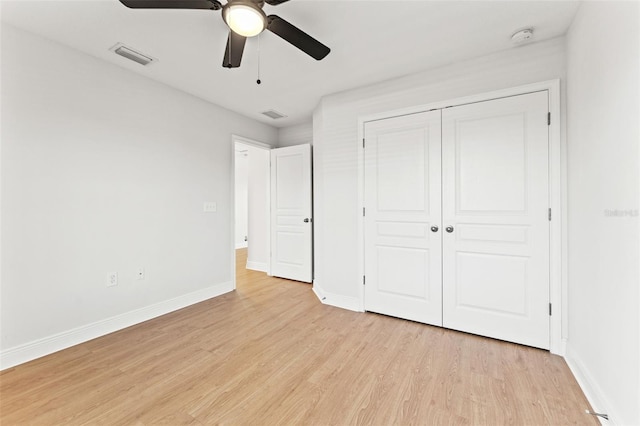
[270,144,313,283]
[441,92,550,349]
[364,91,550,349]
[364,111,443,326]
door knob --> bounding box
[304,218,311,223]
[430,226,439,232]
[446,226,454,233]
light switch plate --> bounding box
[203,202,217,212]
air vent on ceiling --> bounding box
[110,43,157,66]
[261,110,287,120]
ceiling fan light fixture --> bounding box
[223,2,267,38]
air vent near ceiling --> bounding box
[261,110,287,120]
[110,43,157,66]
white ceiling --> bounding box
[1,0,580,127]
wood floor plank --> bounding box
[0,248,598,425]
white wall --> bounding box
[312,37,567,309]
[0,24,278,368]
[565,2,639,425]
[234,150,249,249]
[278,121,313,147]
[246,144,270,272]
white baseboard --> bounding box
[0,281,233,370]
[235,242,248,249]
[564,343,616,425]
[246,261,268,272]
[313,284,326,303]
[313,283,363,312]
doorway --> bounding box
[232,137,314,285]
[233,137,271,274]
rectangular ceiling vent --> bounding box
[261,110,287,120]
[110,43,157,66]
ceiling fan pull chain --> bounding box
[256,34,262,85]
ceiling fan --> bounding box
[118,0,331,68]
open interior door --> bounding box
[270,144,313,283]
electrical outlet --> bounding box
[203,202,217,212]
[107,272,118,287]
[136,267,145,280]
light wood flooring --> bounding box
[0,248,597,425]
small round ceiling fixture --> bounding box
[511,28,534,44]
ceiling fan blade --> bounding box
[119,0,220,9]
[222,31,247,68]
[266,15,330,60]
[264,0,291,5]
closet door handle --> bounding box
[445,226,454,233]
[430,226,439,232]
[304,218,311,223]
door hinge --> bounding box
[363,207,366,217]
[547,112,551,126]
[549,303,552,316]
[363,275,366,285]
[548,208,552,221]
[363,138,365,148]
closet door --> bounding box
[364,111,442,326]
[441,91,550,349]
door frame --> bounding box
[356,79,565,355]
[230,134,273,289]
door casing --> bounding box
[357,80,564,355]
